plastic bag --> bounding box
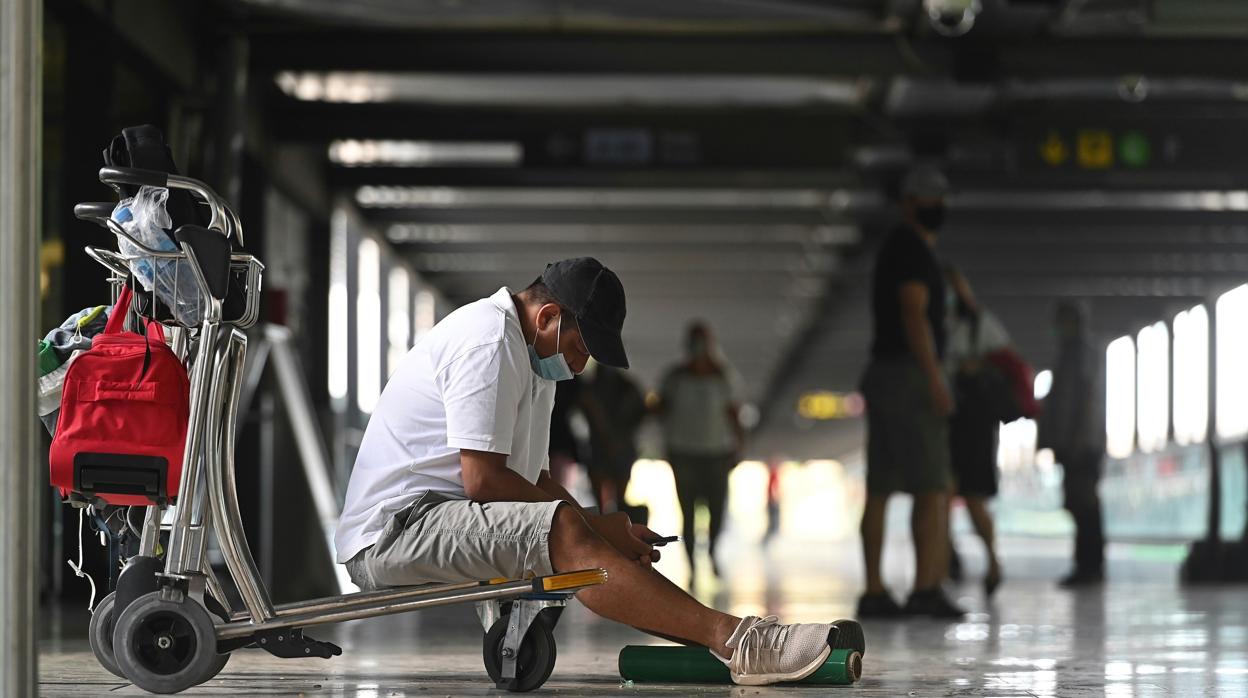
[112,186,204,326]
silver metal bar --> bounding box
[271,581,483,618]
[164,304,222,576]
[84,246,132,277]
[138,506,163,558]
[235,338,271,414]
[181,242,216,302]
[204,563,231,615]
[216,580,537,641]
[166,174,224,235]
[0,0,41,690]
[501,599,542,681]
[206,330,275,622]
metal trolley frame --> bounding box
[72,166,606,694]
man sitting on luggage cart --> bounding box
[335,257,863,686]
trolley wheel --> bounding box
[88,593,125,678]
[113,591,229,694]
[482,614,558,692]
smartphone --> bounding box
[646,535,680,547]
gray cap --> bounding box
[901,165,951,199]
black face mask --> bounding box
[915,203,946,231]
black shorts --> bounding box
[861,359,952,496]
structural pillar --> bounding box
[0,0,44,693]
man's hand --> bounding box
[590,512,657,567]
[929,375,954,417]
[629,522,663,563]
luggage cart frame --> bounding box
[72,166,605,694]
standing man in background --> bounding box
[1037,301,1106,587]
[858,165,965,619]
[655,321,745,581]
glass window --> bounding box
[1136,322,1169,453]
[328,210,349,401]
[1106,335,1136,459]
[387,266,411,376]
[356,238,382,414]
[1173,304,1209,445]
[414,288,436,340]
[1217,285,1248,440]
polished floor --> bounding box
[37,530,1248,697]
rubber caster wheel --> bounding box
[113,591,230,694]
[88,593,125,678]
[482,614,557,692]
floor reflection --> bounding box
[38,535,1248,697]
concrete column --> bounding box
[0,0,43,693]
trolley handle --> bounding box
[73,201,116,225]
[98,166,168,189]
[97,167,246,247]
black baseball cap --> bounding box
[542,257,630,369]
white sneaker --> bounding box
[711,615,834,686]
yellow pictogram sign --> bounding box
[1040,132,1069,166]
[1076,129,1114,169]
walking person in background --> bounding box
[1037,301,1106,587]
[655,321,745,580]
[547,375,585,488]
[943,266,1009,596]
[858,165,965,619]
[581,361,648,515]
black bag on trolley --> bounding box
[102,124,247,322]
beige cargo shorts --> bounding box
[345,491,564,590]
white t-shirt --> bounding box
[659,364,742,455]
[334,287,555,563]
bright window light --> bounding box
[387,266,411,376]
[356,238,382,414]
[329,140,522,168]
[998,419,1037,472]
[1217,285,1248,439]
[1034,369,1053,400]
[1136,322,1170,453]
[1106,335,1137,459]
[1174,304,1209,445]
[327,210,349,402]
[414,289,436,340]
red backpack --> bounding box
[49,286,190,506]
[984,347,1040,421]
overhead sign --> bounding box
[1076,129,1115,169]
[1014,116,1248,174]
[1039,131,1068,167]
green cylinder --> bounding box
[618,645,861,685]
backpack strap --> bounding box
[103,286,133,335]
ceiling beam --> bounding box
[267,99,854,169]
[383,222,859,246]
[329,167,857,189]
[248,30,935,77]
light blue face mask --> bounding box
[528,314,575,382]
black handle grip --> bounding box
[74,202,116,222]
[98,166,169,189]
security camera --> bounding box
[923,0,983,37]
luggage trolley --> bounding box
[70,165,606,694]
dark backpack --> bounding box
[102,125,247,322]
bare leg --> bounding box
[911,491,949,591]
[550,505,740,656]
[860,494,889,595]
[964,496,1000,576]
